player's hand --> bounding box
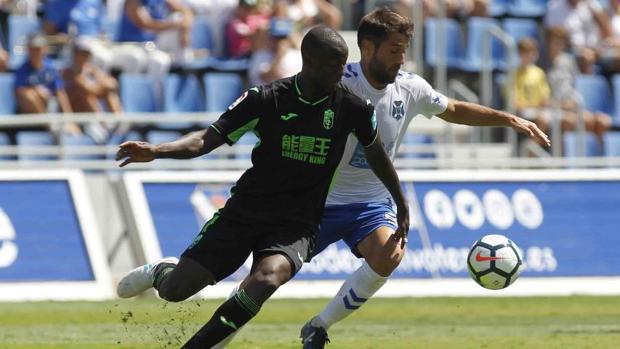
[510,116,551,147]
[116,141,157,167]
[393,203,410,249]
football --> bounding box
[467,234,523,290]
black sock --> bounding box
[181,289,261,348]
[152,262,176,290]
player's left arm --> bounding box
[437,99,551,147]
[363,135,410,248]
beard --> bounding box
[368,57,399,85]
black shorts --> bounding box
[181,212,316,282]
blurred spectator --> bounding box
[0,40,7,71]
[181,0,237,15]
[281,0,343,30]
[545,27,611,143]
[119,0,194,64]
[544,0,613,74]
[512,38,550,117]
[43,0,110,68]
[248,17,301,85]
[385,0,488,20]
[62,40,122,113]
[224,0,270,58]
[14,35,79,133]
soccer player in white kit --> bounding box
[299,7,550,348]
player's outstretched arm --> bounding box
[363,134,410,248]
[437,99,551,147]
[116,128,226,167]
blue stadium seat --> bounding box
[120,74,158,112]
[604,132,620,157]
[162,74,204,129]
[0,73,15,115]
[17,131,57,161]
[489,0,511,17]
[165,74,204,112]
[424,18,464,69]
[60,133,102,160]
[503,18,541,44]
[204,72,243,112]
[563,132,602,157]
[574,74,614,116]
[460,17,503,72]
[8,15,40,69]
[0,132,12,160]
[501,18,541,69]
[508,0,548,18]
[609,75,620,125]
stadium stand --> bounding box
[507,0,549,18]
[0,132,11,160]
[563,131,603,157]
[604,132,620,157]
[574,74,614,116]
[120,74,159,113]
[7,15,39,69]
[424,18,464,69]
[489,0,511,17]
[460,17,504,72]
[60,133,102,160]
[0,1,618,168]
[17,131,57,161]
[204,72,243,112]
[0,73,15,115]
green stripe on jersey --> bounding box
[228,118,259,143]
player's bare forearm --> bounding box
[438,99,550,147]
[439,100,515,127]
[117,128,225,167]
[154,128,224,159]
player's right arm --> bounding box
[115,128,225,167]
[116,87,262,167]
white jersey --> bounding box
[326,62,448,205]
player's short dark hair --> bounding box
[357,7,413,48]
[301,25,348,62]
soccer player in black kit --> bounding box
[115,25,409,348]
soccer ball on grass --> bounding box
[467,234,523,290]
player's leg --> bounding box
[181,253,294,348]
[117,213,252,301]
[303,203,404,348]
[182,227,314,348]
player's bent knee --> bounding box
[248,260,292,295]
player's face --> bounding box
[314,53,347,90]
[368,32,409,85]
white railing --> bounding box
[0,111,618,170]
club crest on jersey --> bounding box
[323,109,334,130]
[392,100,405,120]
[228,91,248,110]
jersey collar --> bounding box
[294,74,330,106]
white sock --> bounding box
[313,261,388,330]
[210,283,242,349]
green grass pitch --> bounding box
[1,296,619,348]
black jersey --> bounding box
[211,75,378,229]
